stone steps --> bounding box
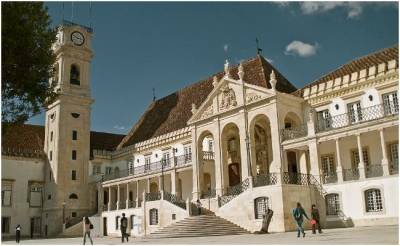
[147,214,249,239]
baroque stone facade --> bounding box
[1,21,398,238]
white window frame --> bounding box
[382,91,399,115]
[347,101,363,124]
[2,183,12,207]
[325,193,340,216]
[365,189,383,212]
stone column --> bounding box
[117,184,120,210]
[191,127,200,200]
[108,186,111,211]
[126,182,130,208]
[136,180,139,207]
[308,139,321,179]
[97,183,103,212]
[239,114,250,181]
[335,138,344,183]
[146,178,150,192]
[299,150,307,174]
[171,171,178,195]
[214,120,224,197]
[379,128,390,176]
[356,134,366,180]
[269,107,282,173]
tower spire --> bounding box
[256,38,263,55]
[152,88,156,102]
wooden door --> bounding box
[228,163,241,186]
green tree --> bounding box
[2,2,57,124]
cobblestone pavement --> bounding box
[3,225,398,245]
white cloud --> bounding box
[113,125,125,130]
[278,2,396,19]
[285,41,319,58]
[223,44,229,52]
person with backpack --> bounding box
[292,202,310,238]
[120,213,129,243]
[83,216,93,245]
[15,224,21,243]
[311,204,323,234]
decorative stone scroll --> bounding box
[246,92,262,103]
[219,84,237,110]
[200,105,214,120]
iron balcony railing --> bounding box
[202,151,215,160]
[200,189,216,199]
[128,200,136,209]
[164,191,186,210]
[321,171,338,184]
[366,164,384,178]
[218,178,250,207]
[145,192,161,202]
[252,173,278,187]
[281,124,308,141]
[119,202,126,210]
[317,103,398,132]
[110,203,117,211]
[343,168,360,181]
[100,153,192,182]
[102,204,108,212]
[282,172,313,185]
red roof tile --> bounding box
[296,45,399,96]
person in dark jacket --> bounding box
[120,213,129,243]
[196,199,202,215]
[311,204,323,234]
[292,202,309,238]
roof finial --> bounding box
[238,62,244,81]
[152,88,156,102]
[256,38,263,55]
[269,70,277,92]
[212,76,219,87]
[191,103,197,115]
[224,59,230,78]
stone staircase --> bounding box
[147,214,250,238]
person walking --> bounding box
[292,202,309,238]
[311,204,323,234]
[15,224,21,243]
[83,216,93,245]
[196,199,202,215]
[120,213,129,243]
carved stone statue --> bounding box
[212,76,218,88]
[191,103,197,115]
[238,62,244,80]
[224,60,230,78]
[269,70,277,92]
[219,84,237,110]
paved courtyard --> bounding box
[3,225,399,245]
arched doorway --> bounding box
[250,115,273,176]
[221,123,242,189]
[197,131,216,198]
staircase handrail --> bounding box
[218,178,250,207]
[163,191,186,210]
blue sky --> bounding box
[29,2,398,134]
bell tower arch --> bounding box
[43,21,94,236]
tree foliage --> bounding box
[2,2,57,124]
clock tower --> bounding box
[43,21,94,236]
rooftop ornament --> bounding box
[212,76,219,87]
[238,62,244,81]
[269,70,277,92]
[191,103,197,115]
[224,60,231,78]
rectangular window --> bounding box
[382,91,399,115]
[317,109,331,130]
[162,152,170,166]
[254,197,269,219]
[326,194,340,215]
[92,165,101,175]
[184,145,192,162]
[116,216,120,230]
[1,217,10,233]
[149,209,158,225]
[105,167,112,175]
[29,184,42,207]
[72,150,77,160]
[2,183,12,207]
[49,151,52,161]
[321,155,335,174]
[390,143,399,165]
[72,130,77,140]
[72,170,77,180]
[71,212,77,218]
[128,161,134,175]
[351,148,370,169]
[208,140,214,152]
[365,189,383,212]
[145,157,151,171]
[50,131,53,142]
[347,101,362,124]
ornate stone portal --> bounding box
[219,84,237,110]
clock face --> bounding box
[71,31,85,46]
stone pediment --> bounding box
[188,76,274,124]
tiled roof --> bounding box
[1,124,125,158]
[297,45,399,96]
[117,55,297,149]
